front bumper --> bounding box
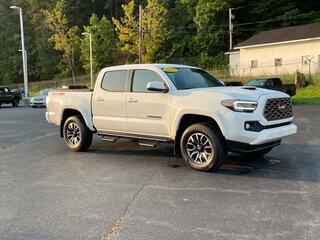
[227,140,281,153]
[248,123,297,145]
[30,102,46,107]
[217,92,297,146]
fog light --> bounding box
[244,121,264,132]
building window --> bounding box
[251,60,258,68]
[275,58,282,66]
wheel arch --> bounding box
[173,113,225,156]
[60,108,94,137]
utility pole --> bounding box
[82,32,93,89]
[10,6,28,98]
[139,5,142,64]
[229,8,235,50]
[304,56,314,84]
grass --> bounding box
[292,86,320,104]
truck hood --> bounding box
[186,86,283,101]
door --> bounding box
[92,70,128,132]
[0,88,4,102]
[265,79,274,89]
[2,88,12,102]
[272,78,283,92]
[126,69,171,137]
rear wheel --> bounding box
[12,98,19,107]
[180,123,226,172]
[63,116,93,152]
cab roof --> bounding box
[102,63,198,71]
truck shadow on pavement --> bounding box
[89,140,320,182]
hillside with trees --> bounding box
[1,0,320,85]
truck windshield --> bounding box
[39,90,50,96]
[246,79,267,87]
[163,68,223,90]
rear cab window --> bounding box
[101,70,128,92]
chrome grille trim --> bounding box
[264,97,293,121]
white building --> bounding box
[226,22,320,77]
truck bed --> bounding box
[46,90,94,130]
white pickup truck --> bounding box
[46,64,297,171]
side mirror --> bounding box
[147,82,169,93]
[265,81,273,88]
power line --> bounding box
[234,11,320,27]
[233,3,260,10]
[175,24,227,30]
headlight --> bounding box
[222,100,257,112]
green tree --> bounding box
[193,0,228,55]
[0,1,21,85]
[44,0,80,81]
[80,14,117,73]
[142,0,172,62]
[112,0,138,62]
[113,0,171,63]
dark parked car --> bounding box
[246,78,296,96]
[224,81,243,86]
[0,86,22,107]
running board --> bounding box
[98,131,173,145]
[139,140,157,147]
[101,136,120,142]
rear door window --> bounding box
[101,70,128,92]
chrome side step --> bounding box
[101,136,120,142]
[99,131,173,147]
[139,140,157,147]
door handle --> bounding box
[128,99,138,103]
[96,97,105,102]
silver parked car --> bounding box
[30,89,50,108]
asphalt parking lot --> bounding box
[0,105,319,240]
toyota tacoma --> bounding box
[46,64,297,171]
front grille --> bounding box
[264,98,293,121]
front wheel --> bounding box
[180,123,226,172]
[63,116,93,152]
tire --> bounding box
[247,147,273,156]
[180,123,226,172]
[63,116,93,152]
[12,98,19,107]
